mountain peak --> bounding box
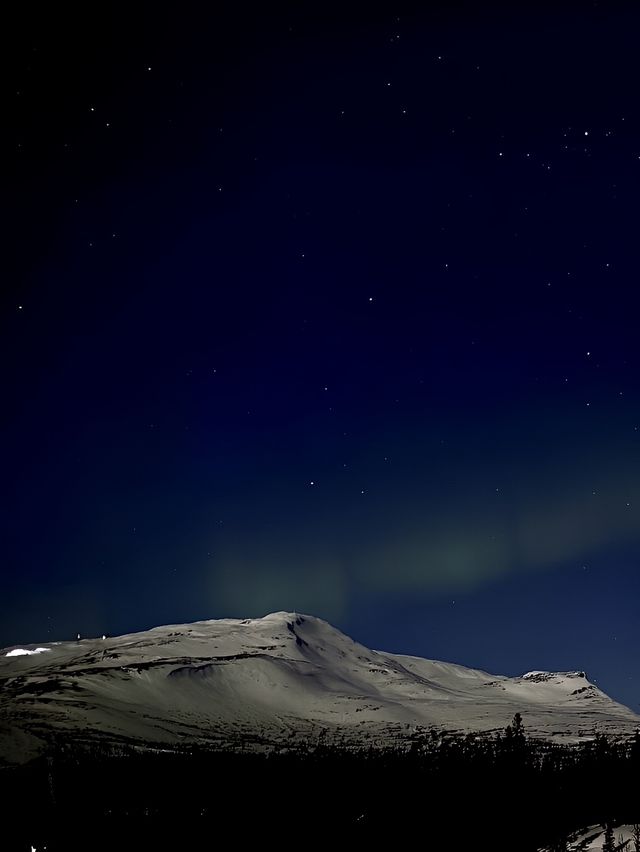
[247,611,309,624]
[521,670,587,682]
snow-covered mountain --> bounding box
[1,612,637,763]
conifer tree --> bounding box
[602,823,615,852]
[632,824,640,852]
[512,712,525,742]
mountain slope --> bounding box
[1,612,637,763]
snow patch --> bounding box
[5,647,50,657]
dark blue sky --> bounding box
[4,3,640,710]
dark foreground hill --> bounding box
[3,726,640,851]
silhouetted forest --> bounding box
[3,716,640,851]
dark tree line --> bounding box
[2,717,640,851]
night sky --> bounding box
[4,4,640,710]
